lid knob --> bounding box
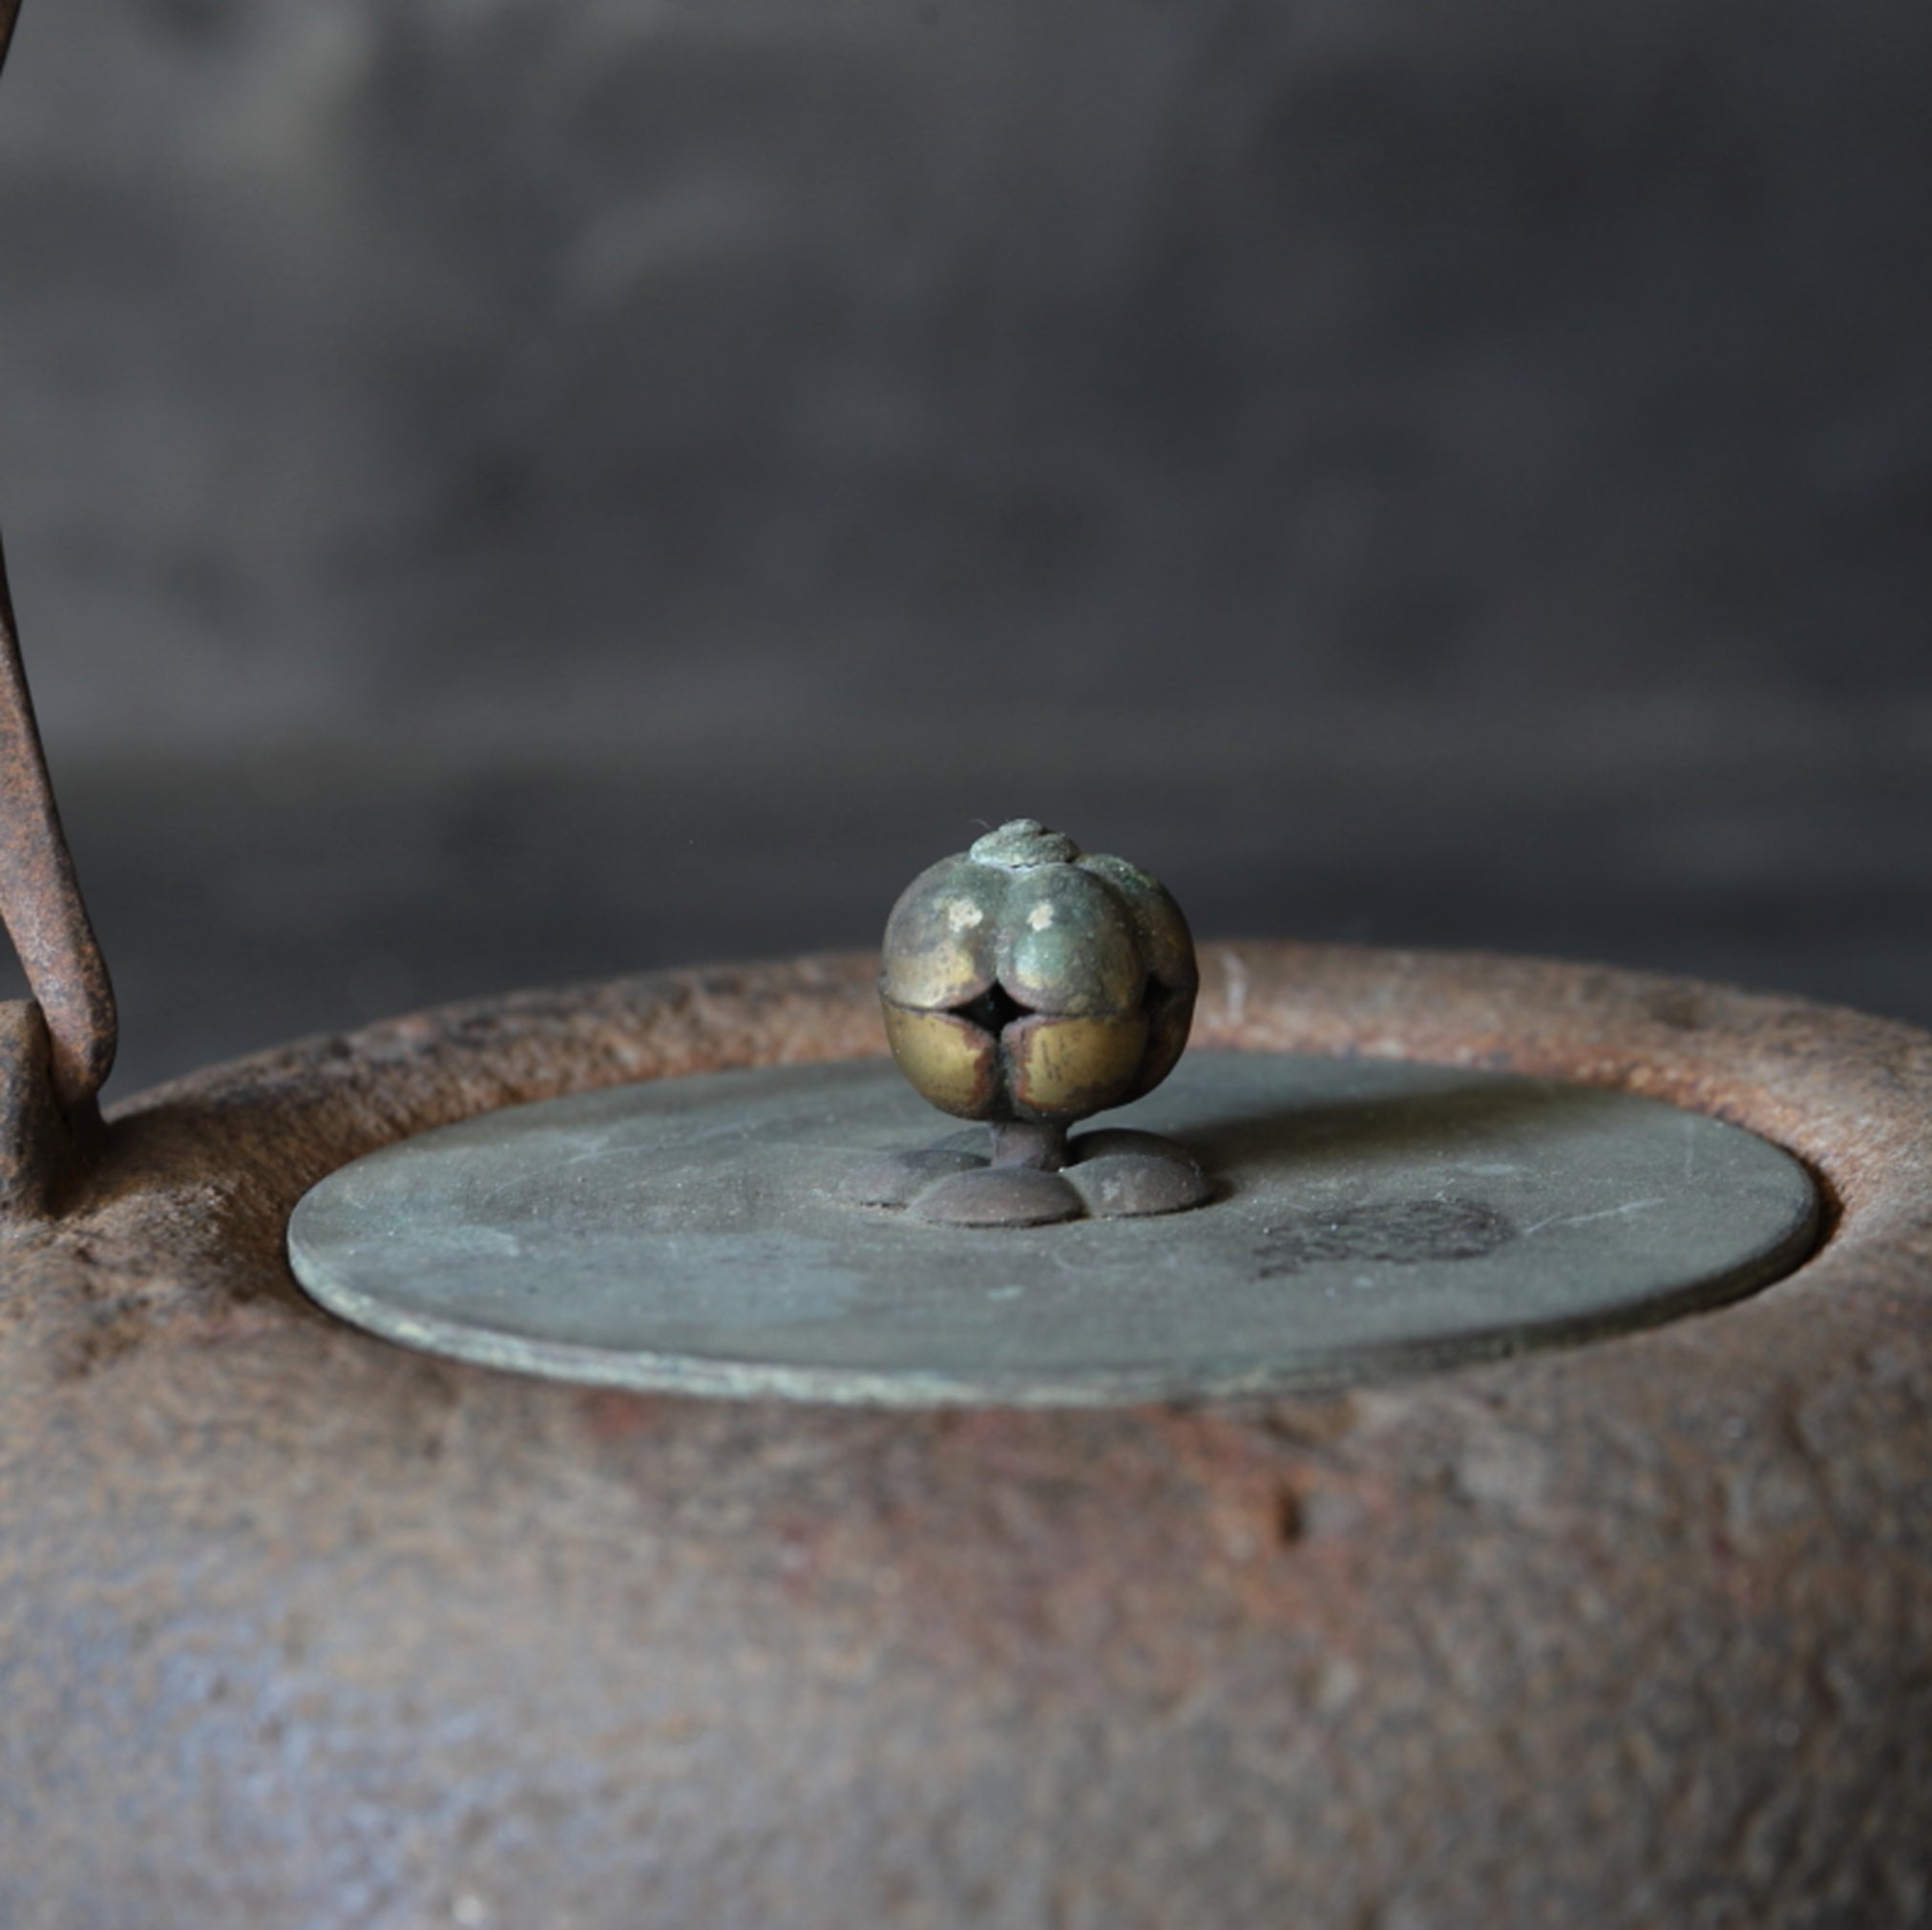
[853,821,1211,1226]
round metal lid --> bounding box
[287,1050,1819,1406]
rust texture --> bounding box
[0,539,116,1116]
[0,996,91,1216]
[0,943,1926,1925]
[0,3,117,1154]
[0,538,117,1205]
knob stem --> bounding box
[989,1118,1068,1172]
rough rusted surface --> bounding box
[0,998,60,1213]
[0,542,116,1126]
[1,944,1929,1927]
[0,563,114,1157]
[0,6,116,1136]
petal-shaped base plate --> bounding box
[842,1129,1213,1225]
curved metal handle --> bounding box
[0,541,117,1116]
[0,0,118,1164]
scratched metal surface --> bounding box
[288,1052,1818,1403]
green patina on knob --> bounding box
[854,820,1210,1226]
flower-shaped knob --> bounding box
[879,819,1197,1162]
[852,820,1210,1226]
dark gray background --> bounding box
[0,0,1926,1092]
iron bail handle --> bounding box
[0,0,119,1193]
[0,536,117,1123]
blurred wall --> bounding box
[0,0,1927,1087]
[1,0,1926,750]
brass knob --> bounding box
[851,821,1210,1226]
[879,819,1198,1168]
